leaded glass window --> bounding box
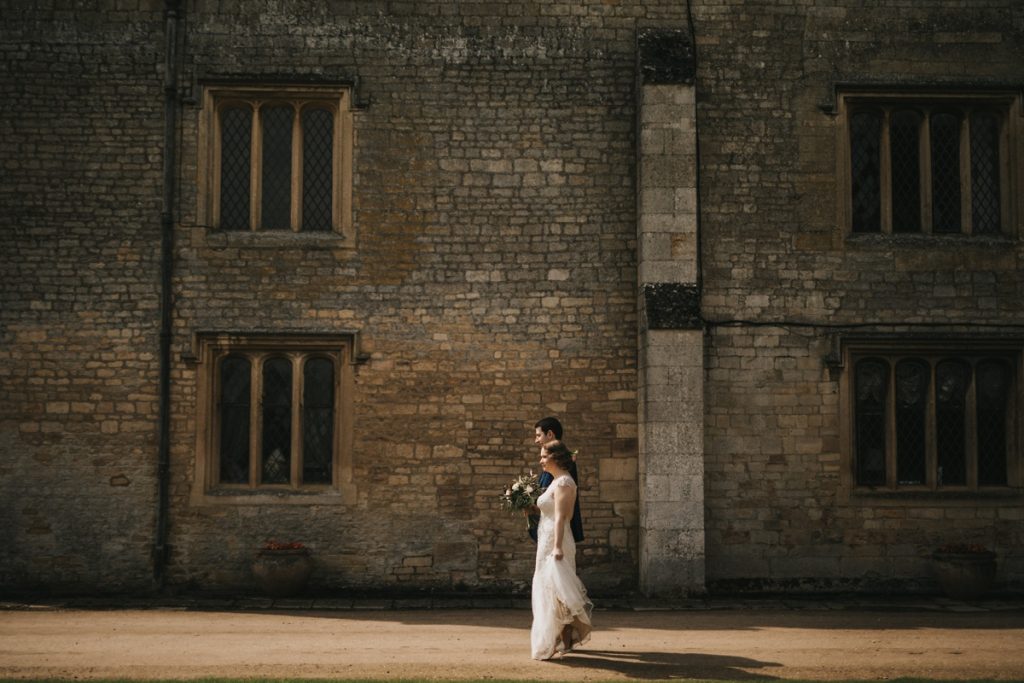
[977,360,1009,486]
[209,345,345,491]
[890,110,921,233]
[850,349,1015,491]
[930,112,962,234]
[218,355,251,484]
[206,86,351,236]
[970,111,1002,236]
[302,357,335,484]
[219,106,252,231]
[844,95,1012,237]
[302,107,334,232]
[895,359,928,485]
[260,105,294,231]
[855,359,888,486]
[935,360,970,486]
[261,357,293,485]
[850,111,882,234]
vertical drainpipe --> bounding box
[155,0,182,587]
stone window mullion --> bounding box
[290,354,303,487]
[885,360,898,489]
[290,103,302,233]
[879,108,893,235]
[966,359,980,488]
[249,352,263,487]
[999,111,1012,233]
[960,111,973,235]
[212,106,224,228]
[920,111,934,235]
[332,355,343,487]
[250,103,263,232]
[334,98,347,236]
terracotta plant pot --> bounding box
[931,550,997,600]
[252,547,313,597]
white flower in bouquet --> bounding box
[500,471,543,513]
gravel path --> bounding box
[2,605,1024,680]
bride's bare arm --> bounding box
[551,482,574,560]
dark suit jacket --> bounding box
[529,460,584,543]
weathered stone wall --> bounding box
[1,0,690,595]
[5,0,1022,597]
[0,4,167,592]
[164,1,697,594]
[695,0,1024,591]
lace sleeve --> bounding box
[551,475,576,490]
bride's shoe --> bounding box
[543,643,565,660]
[561,624,575,653]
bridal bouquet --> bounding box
[500,472,542,513]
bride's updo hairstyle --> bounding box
[543,440,573,470]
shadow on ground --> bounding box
[551,649,781,680]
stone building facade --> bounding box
[2,0,1022,597]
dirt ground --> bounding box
[2,606,1024,680]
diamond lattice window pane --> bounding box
[930,112,962,234]
[261,357,292,484]
[970,111,1002,236]
[260,105,294,230]
[219,106,251,230]
[976,359,1009,486]
[935,360,969,486]
[218,355,251,483]
[895,359,928,485]
[850,111,882,233]
[302,108,334,232]
[890,110,922,233]
[302,357,335,484]
[855,358,888,485]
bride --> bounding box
[531,440,593,660]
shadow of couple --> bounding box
[549,648,781,680]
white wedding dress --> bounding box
[530,474,593,660]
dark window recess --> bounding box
[850,111,882,233]
[302,108,334,232]
[302,357,335,484]
[855,358,888,486]
[261,357,292,484]
[846,100,1007,237]
[220,106,252,231]
[977,360,1009,486]
[930,112,962,234]
[890,110,922,233]
[218,355,251,484]
[935,360,969,486]
[970,111,1002,236]
[895,359,928,485]
[260,105,294,231]
[852,352,1013,490]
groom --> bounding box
[529,416,584,543]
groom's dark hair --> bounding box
[535,416,563,440]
